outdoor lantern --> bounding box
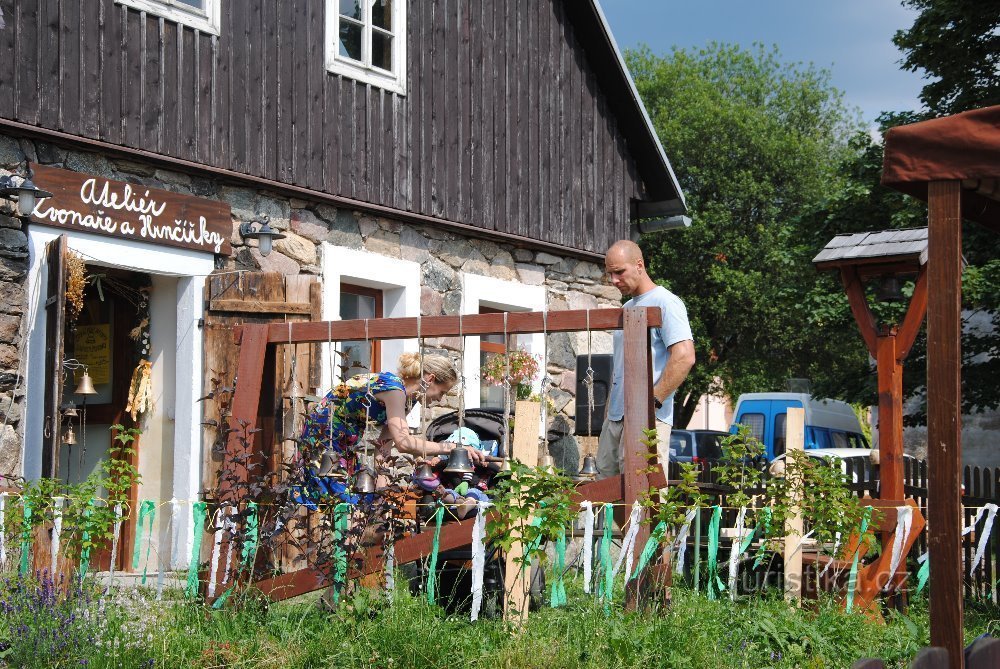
[875,275,906,302]
[239,221,286,257]
[74,370,98,395]
[0,175,53,216]
[62,424,77,446]
[443,446,474,474]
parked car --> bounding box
[767,448,920,485]
[669,429,729,463]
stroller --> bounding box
[407,409,544,615]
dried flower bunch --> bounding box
[65,251,87,324]
[480,347,540,386]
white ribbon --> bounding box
[672,508,698,575]
[820,531,842,578]
[963,505,991,536]
[727,506,748,600]
[384,544,395,603]
[221,507,237,586]
[207,508,225,599]
[611,501,643,584]
[51,497,65,577]
[109,503,123,579]
[580,501,595,594]
[971,503,998,573]
[0,492,6,570]
[470,499,490,622]
[884,506,914,591]
[169,498,182,571]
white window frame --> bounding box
[460,274,546,420]
[325,0,407,95]
[116,0,221,35]
[321,244,420,388]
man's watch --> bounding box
[653,396,664,410]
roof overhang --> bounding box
[566,0,686,215]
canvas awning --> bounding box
[881,105,1000,230]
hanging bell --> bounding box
[62,402,79,418]
[354,468,376,494]
[576,455,598,480]
[414,461,437,481]
[317,450,337,477]
[63,424,77,446]
[501,457,511,473]
[443,446,474,474]
[538,454,556,471]
[74,370,98,395]
[284,369,304,401]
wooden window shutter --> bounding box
[201,272,321,493]
[42,235,68,479]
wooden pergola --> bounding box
[215,307,668,609]
[881,105,1000,669]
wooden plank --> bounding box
[41,235,67,479]
[0,0,16,120]
[79,0,100,137]
[926,179,964,669]
[877,334,904,502]
[291,0,309,185]
[213,6,231,168]
[784,407,805,604]
[208,299,312,315]
[262,307,662,344]
[505,399,542,622]
[123,8,142,147]
[840,266,879,358]
[896,265,929,359]
[261,0,277,180]
[38,0,60,129]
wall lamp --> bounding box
[630,215,692,240]
[0,174,53,216]
[239,221,286,257]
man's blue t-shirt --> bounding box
[607,286,692,425]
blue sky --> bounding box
[600,0,927,124]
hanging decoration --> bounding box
[78,501,94,583]
[64,251,87,324]
[331,502,351,606]
[550,528,567,608]
[845,506,873,612]
[674,508,698,575]
[915,551,930,594]
[600,504,614,603]
[970,503,998,573]
[611,501,643,586]
[125,360,153,421]
[51,496,64,577]
[727,506,749,600]
[706,505,724,600]
[470,499,489,621]
[884,506,914,591]
[426,504,445,604]
[109,503,123,579]
[186,501,208,599]
[207,508,225,599]
[630,520,667,585]
[132,499,156,584]
[580,501,595,594]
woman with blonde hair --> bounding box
[300,351,485,500]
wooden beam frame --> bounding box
[219,307,662,607]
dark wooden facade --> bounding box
[0,0,679,255]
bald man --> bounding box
[599,240,696,480]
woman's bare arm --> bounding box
[377,390,485,464]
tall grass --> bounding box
[1,571,996,669]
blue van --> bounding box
[731,393,869,461]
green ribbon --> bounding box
[845,506,873,612]
[332,502,351,606]
[186,502,208,599]
[78,502,94,584]
[600,504,614,604]
[426,503,444,604]
[706,505,725,600]
[241,502,259,569]
[753,508,773,569]
[915,556,930,594]
[131,500,156,584]
[19,502,31,576]
[550,528,567,608]
[630,520,667,582]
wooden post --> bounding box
[927,179,964,669]
[504,400,541,623]
[784,407,805,604]
[621,307,656,607]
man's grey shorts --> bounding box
[596,418,672,479]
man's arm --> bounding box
[653,338,695,406]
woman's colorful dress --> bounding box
[298,371,404,501]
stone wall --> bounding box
[0,134,620,478]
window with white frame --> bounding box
[326,0,407,95]
[116,0,221,34]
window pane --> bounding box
[339,19,363,61]
[739,413,764,441]
[774,413,786,457]
[670,433,693,458]
[175,0,204,8]
[371,30,393,71]
[480,351,504,409]
[340,292,376,377]
[339,0,363,21]
[372,0,392,31]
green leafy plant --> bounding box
[714,424,766,511]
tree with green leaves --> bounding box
[626,43,867,426]
[893,0,1000,116]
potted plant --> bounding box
[480,347,540,404]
